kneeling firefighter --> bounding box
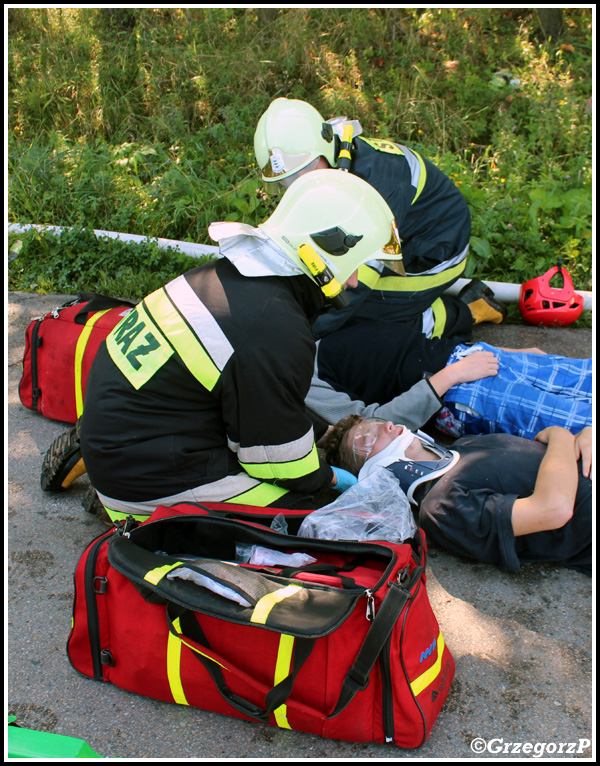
[76,170,405,522]
[254,98,506,341]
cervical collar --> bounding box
[358,429,460,505]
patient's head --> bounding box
[323,415,408,475]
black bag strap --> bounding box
[73,292,137,324]
[328,565,424,719]
[166,603,315,723]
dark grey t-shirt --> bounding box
[414,433,591,574]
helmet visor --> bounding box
[262,149,312,180]
[262,154,321,195]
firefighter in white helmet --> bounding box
[254,97,506,341]
[79,170,403,522]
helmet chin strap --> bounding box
[358,429,460,505]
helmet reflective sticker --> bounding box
[262,148,312,179]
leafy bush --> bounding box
[8,225,208,298]
[8,7,592,316]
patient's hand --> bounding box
[574,427,593,478]
[448,350,499,384]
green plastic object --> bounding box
[7,717,103,759]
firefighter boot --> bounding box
[40,422,87,492]
[458,279,507,325]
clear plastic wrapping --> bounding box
[298,467,416,543]
[235,544,317,568]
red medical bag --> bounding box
[67,502,454,749]
[19,293,136,423]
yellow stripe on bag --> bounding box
[167,626,190,706]
[74,309,111,418]
[250,585,302,625]
[273,634,295,729]
[410,632,446,697]
[167,616,230,705]
[144,562,184,585]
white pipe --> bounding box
[445,277,593,312]
[9,223,593,310]
[8,223,220,260]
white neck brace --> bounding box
[358,429,460,504]
[358,430,416,479]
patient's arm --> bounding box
[428,350,499,397]
[511,427,578,536]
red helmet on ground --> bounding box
[519,263,583,326]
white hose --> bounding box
[8,223,220,260]
[8,223,592,310]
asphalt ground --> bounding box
[6,291,595,761]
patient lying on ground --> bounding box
[322,416,592,576]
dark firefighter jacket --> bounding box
[80,258,333,505]
[312,135,472,338]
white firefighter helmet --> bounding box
[258,169,403,293]
[254,98,339,194]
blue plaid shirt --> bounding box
[440,342,592,440]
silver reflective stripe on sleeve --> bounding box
[165,275,234,372]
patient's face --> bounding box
[349,419,405,463]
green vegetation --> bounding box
[8,7,592,322]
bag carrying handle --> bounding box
[166,603,317,722]
[166,560,424,724]
[327,566,423,718]
[73,292,138,324]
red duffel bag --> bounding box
[19,292,136,424]
[67,503,455,749]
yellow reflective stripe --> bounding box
[225,482,289,506]
[410,149,427,204]
[167,616,229,704]
[240,444,320,482]
[106,302,174,390]
[410,632,446,697]
[375,259,467,293]
[273,634,295,729]
[430,298,447,339]
[165,275,234,371]
[74,309,111,418]
[167,623,190,706]
[250,585,303,625]
[357,263,382,288]
[358,136,405,156]
[144,561,184,586]
[103,506,150,524]
[144,288,222,391]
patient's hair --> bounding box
[322,414,365,475]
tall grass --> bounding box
[8,7,593,303]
